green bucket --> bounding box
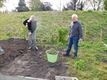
[47,53,58,63]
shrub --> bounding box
[58,27,68,45]
[51,33,58,44]
[104,0,107,10]
[74,59,87,71]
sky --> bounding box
[0,0,71,12]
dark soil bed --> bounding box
[0,38,68,80]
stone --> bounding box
[0,46,5,55]
[55,76,79,80]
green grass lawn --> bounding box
[0,11,107,80]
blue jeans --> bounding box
[66,36,79,57]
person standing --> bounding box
[63,14,83,58]
[23,15,38,50]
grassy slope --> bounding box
[0,11,107,80]
[0,11,107,42]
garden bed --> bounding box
[0,38,68,80]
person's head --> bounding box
[71,14,78,22]
[29,15,36,21]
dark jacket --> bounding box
[70,21,83,39]
[23,18,37,33]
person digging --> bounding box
[23,15,38,50]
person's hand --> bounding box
[80,38,84,42]
[28,32,32,36]
[25,24,28,27]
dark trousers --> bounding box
[66,36,79,57]
[28,31,36,49]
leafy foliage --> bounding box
[104,0,107,10]
[74,59,87,71]
[58,27,68,44]
[29,0,42,11]
[0,0,4,7]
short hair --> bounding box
[29,15,36,21]
[72,14,78,19]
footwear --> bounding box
[73,56,78,59]
[63,53,70,57]
[32,46,38,51]
[28,47,32,50]
[35,46,38,50]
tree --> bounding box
[97,0,103,10]
[89,0,103,10]
[76,0,85,10]
[64,3,73,10]
[64,0,85,11]
[73,0,78,10]
[64,0,78,10]
[0,0,4,7]
[104,0,107,10]
[42,2,52,11]
[89,0,97,10]
[16,0,29,12]
[29,0,42,11]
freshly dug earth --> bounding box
[0,38,68,80]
